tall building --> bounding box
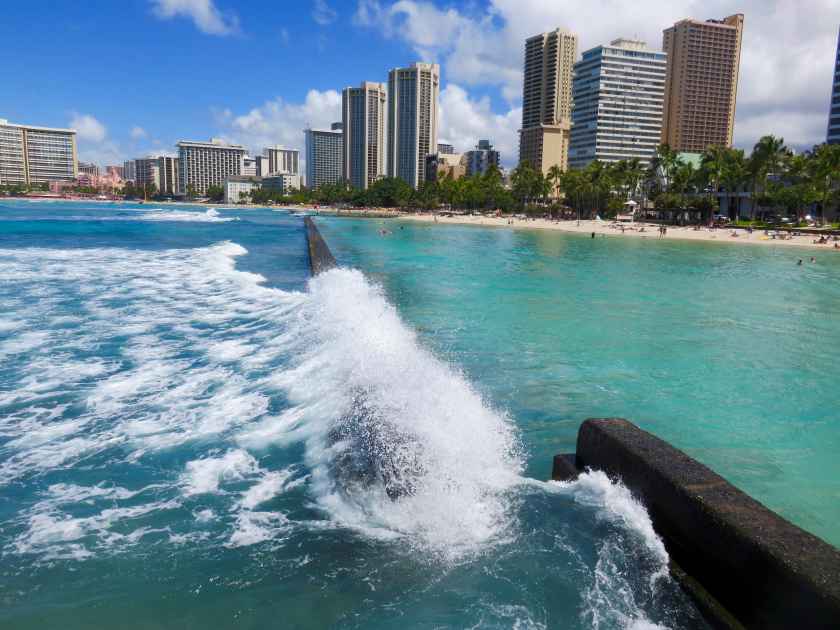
[569,39,667,168]
[437,142,455,155]
[465,139,501,177]
[425,152,466,183]
[265,146,299,175]
[661,14,744,152]
[387,63,440,188]
[0,118,77,185]
[177,139,246,196]
[134,158,159,189]
[157,156,179,195]
[519,29,577,174]
[828,27,840,145]
[305,126,343,190]
[123,160,137,182]
[342,81,387,189]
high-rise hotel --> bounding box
[305,123,343,190]
[0,118,77,185]
[661,14,744,152]
[828,26,840,145]
[342,82,387,190]
[519,29,577,174]
[387,63,440,188]
[176,139,246,196]
[569,39,667,168]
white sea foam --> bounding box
[181,450,261,495]
[0,234,673,630]
[138,208,237,222]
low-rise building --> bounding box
[425,152,466,183]
[224,175,262,203]
[262,173,301,195]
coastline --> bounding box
[394,212,840,251]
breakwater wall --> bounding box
[304,216,336,275]
[554,418,840,629]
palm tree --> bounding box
[721,149,748,220]
[748,135,789,219]
[547,164,564,199]
[809,143,840,223]
[650,144,680,192]
[700,145,729,222]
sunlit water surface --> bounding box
[3,200,837,629]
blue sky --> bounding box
[2,0,838,168]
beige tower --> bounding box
[387,62,440,188]
[342,82,388,190]
[519,29,577,175]
[661,14,744,152]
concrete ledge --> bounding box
[304,216,337,275]
[560,418,840,629]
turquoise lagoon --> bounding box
[0,199,837,629]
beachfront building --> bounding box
[425,152,466,183]
[177,139,246,196]
[224,175,262,203]
[123,160,136,183]
[265,146,299,175]
[661,14,744,151]
[465,140,501,177]
[342,81,387,190]
[828,27,840,144]
[519,29,577,175]
[0,118,77,186]
[78,162,99,177]
[134,157,160,189]
[262,173,301,195]
[305,126,343,190]
[569,39,667,169]
[241,156,258,177]
[157,156,179,196]
[387,63,440,188]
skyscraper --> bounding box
[569,39,667,168]
[661,14,744,152]
[0,118,77,185]
[157,156,180,195]
[828,26,840,145]
[342,81,387,190]
[305,126,343,190]
[519,29,577,174]
[387,63,440,188]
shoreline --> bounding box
[385,211,840,251]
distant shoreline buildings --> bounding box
[8,11,840,200]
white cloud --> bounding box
[312,0,338,25]
[439,85,519,166]
[70,114,107,143]
[213,89,342,171]
[68,114,123,166]
[130,126,148,140]
[150,0,239,36]
[356,0,840,151]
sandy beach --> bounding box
[394,212,840,251]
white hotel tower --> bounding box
[568,39,667,168]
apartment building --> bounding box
[0,118,77,185]
[176,139,246,196]
[343,81,388,189]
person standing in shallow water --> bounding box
[591,232,595,239]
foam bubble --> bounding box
[138,208,237,222]
[181,450,261,496]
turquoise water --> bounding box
[318,217,840,545]
[2,200,836,629]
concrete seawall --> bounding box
[304,216,336,275]
[554,418,840,629]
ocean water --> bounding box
[1,201,834,629]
